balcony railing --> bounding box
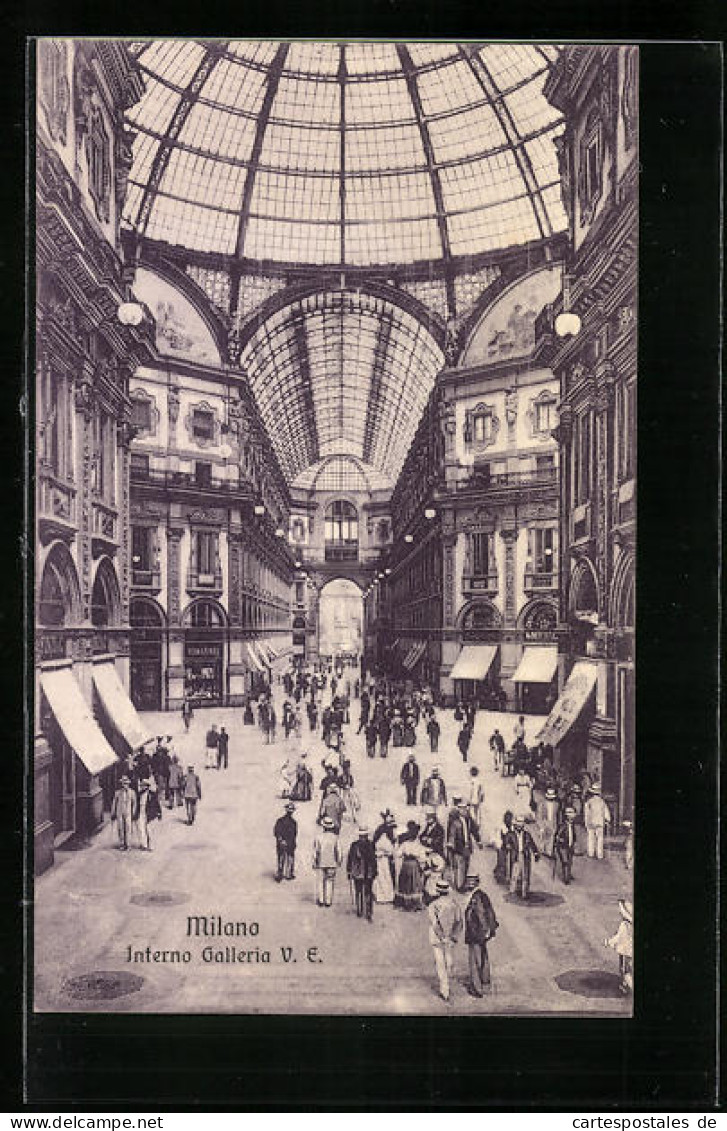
[324,541,358,562]
[38,472,76,528]
[456,466,557,492]
[524,570,559,593]
[92,500,118,544]
[132,566,161,591]
[186,570,224,595]
[462,572,498,596]
[131,465,253,498]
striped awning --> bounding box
[92,661,151,751]
[40,667,118,775]
[403,641,426,670]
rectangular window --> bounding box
[471,532,491,578]
[41,366,68,477]
[192,409,215,442]
[473,412,492,444]
[535,400,554,432]
[295,581,305,604]
[576,411,592,505]
[131,399,152,431]
[195,531,217,576]
[532,527,556,573]
[131,452,149,479]
[132,526,153,573]
[195,461,212,487]
[585,134,601,202]
[536,453,555,475]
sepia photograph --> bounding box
[32,39,636,1017]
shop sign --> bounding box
[524,628,557,642]
[186,642,222,660]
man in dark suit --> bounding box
[446,798,473,892]
[553,804,577,884]
[346,827,377,920]
[217,726,229,770]
[464,875,499,996]
[420,810,446,857]
[400,753,420,806]
[505,816,540,899]
[273,802,298,882]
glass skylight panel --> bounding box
[417,59,484,118]
[286,41,340,76]
[540,182,568,233]
[525,130,562,188]
[177,103,258,163]
[199,56,267,113]
[272,76,340,125]
[160,149,246,210]
[478,44,546,93]
[406,43,461,69]
[345,124,425,172]
[127,129,160,186]
[447,194,539,254]
[504,73,560,135]
[427,102,508,163]
[251,170,339,223]
[344,77,414,126]
[227,41,278,67]
[245,216,340,263]
[439,148,522,212]
[346,42,402,75]
[345,171,436,222]
[122,182,144,226]
[126,74,180,135]
[138,40,207,88]
[261,123,340,173]
[345,217,441,265]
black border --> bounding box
[3,24,722,1112]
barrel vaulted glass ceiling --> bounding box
[123,41,566,268]
[239,289,443,484]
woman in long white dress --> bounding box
[373,829,396,903]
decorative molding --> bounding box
[621,48,638,150]
[463,402,500,450]
[129,387,159,440]
[184,400,220,450]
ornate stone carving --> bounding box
[554,131,572,224]
[621,47,638,150]
[39,40,70,145]
[74,377,94,419]
[114,126,135,214]
[500,528,518,627]
[166,527,184,625]
[464,402,500,450]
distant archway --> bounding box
[324,499,359,562]
[38,542,81,627]
[318,578,363,660]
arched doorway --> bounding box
[183,599,227,705]
[130,598,165,711]
[318,579,363,664]
[324,500,358,562]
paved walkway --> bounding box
[34,690,632,1015]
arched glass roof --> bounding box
[123,41,566,268]
[239,288,443,484]
[293,455,393,494]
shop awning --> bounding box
[449,644,499,682]
[92,662,151,751]
[403,641,426,670]
[536,660,598,747]
[40,667,118,775]
[244,642,264,672]
[512,646,558,684]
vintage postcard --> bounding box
[32,40,636,1016]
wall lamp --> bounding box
[117,302,144,326]
[555,311,582,338]
[253,504,265,517]
[424,507,437,520]
[404,534,414,544]
[274,527,285,538]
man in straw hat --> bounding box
[464,873,499,997]
[427,878,463,1002]
[346,826,377,921]
[273,802,298,883]
[110,774,135,851]
[504,814,540,899]
[605,899,633,994]
[312,816,342,907]
[584,781,612,859]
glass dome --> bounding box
[123,41,566,268]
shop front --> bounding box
[183,601,226,706]
[129,599,165,711]
[448,643,500,707]
[511,645,558,714]
[536,659,598,776]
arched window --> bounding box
[185,600,225,629]
[91,560,121,628]
[38,547,80,627]
[324,500,358,562]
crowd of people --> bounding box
[112,657,632,1002]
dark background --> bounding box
[0,9,722,1112]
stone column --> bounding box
[500,527,519,628]
[166,525,185,708]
